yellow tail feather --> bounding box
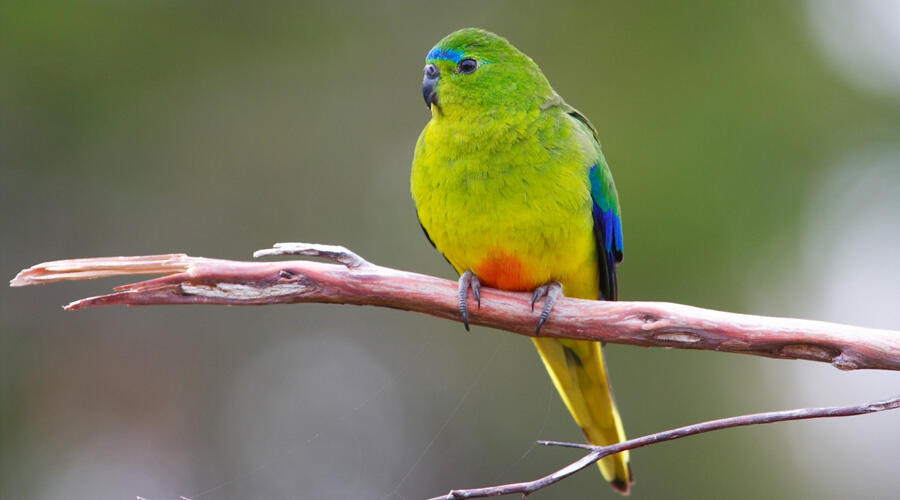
[532,337,632,494]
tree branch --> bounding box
[425,395,900,499]
[10,242,900,371]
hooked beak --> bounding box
[423,63,440,109]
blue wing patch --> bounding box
[589,164,623,300]
[599,207,624,262]
[589,164,623,261]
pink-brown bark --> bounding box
[11,243,900,371]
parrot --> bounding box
[410,28,631,493]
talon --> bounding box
[532,281,563,335]
[458,271,481,331]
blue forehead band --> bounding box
[426,47,463,63]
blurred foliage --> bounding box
[2,2,899,499]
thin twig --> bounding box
[425,395,900,499]
[10,242,900,370]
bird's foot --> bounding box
[531,281,563,335]
[457,270,482,331]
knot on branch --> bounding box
[652,332,703,343]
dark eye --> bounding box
[457,58,478,74]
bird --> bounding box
[410,28,631,493]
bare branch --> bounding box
[425,395,900,499]
[10,242,900,371]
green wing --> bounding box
[545,94,623,300]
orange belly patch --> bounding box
[475,252,537,291]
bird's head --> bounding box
[422,28,552,118]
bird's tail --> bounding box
[532,337,632,494]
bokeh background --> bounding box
[3,1,900,499]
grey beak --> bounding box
[423,63,440,109]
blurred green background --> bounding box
[3,1,900,499]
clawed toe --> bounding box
[458,270,482,331]
[532,281,563,335]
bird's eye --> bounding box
[457,58,478,74]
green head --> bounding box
[422,28,553,117]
